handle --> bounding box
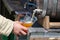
[43,16,60,29]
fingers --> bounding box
[19,25,28,35]
[13,21,28,36]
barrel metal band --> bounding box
[52,0,58,17]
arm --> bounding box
[0,15,14,36]
[0,15,27,36]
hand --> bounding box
[13,21,28,36]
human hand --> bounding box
[13,21,28,36]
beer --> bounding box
[22,21,33,28]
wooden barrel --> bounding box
[35,0,60,20]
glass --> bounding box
[20,13,37,28]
